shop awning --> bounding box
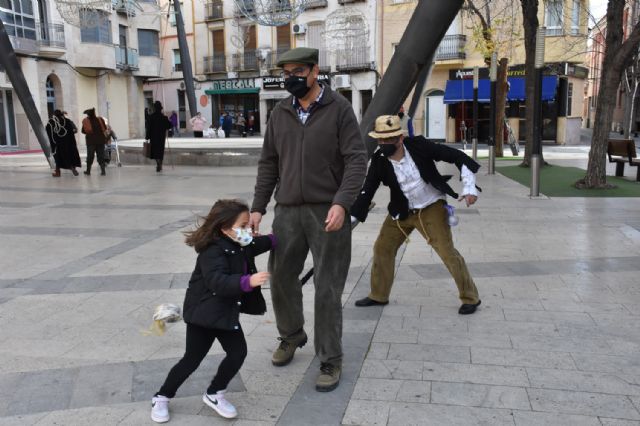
[443,76,558,104]
[506,76,558,101]
[205,88,260,95]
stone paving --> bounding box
[0,148,640,425]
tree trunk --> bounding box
[495,58,508,157]
[519,0,539,167]
[577,0,640,188]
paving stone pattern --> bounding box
[1,156,640,425]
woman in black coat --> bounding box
[146,101,172,172]
[151,199,274,423]
[46,109,81,177]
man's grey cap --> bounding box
[276,47,319,67]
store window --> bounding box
[80,12,111,44]
[0,0,36,39]
[0,90,17,146]
[138,29,159,56]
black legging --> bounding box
[157,323,247,398]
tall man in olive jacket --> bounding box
[249,48,367,392]
[351,115,482,315]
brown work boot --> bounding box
[271,332,307,367]
[316,362,341,392]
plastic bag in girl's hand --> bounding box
[153,303,182,323]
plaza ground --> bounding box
[0,144,639,425]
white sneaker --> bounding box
[202,390,238,419]
[151,395,170,423]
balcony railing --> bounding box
[435,34,466,61]
[338,0,365,4]
[306,0,328,8]
[335,46,374,72]
[546,27,564,36]
[318,50,330,73]
[205,1,223,20]
[204,55,226,73]
[234,0,254,17]
[38,22,65,49]
[228,51,260,72]
[116,46,139,70]
[265,48,291,69]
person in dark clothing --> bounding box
[146,101,172,172]
[151,199,275,423]
[222,113,233,138]
[81,108,108,176]
[47,109,81,177]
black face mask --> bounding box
[398,112,405,119]
[379,144,398,156]
[284,75,311,99]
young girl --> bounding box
[151,199,274,423]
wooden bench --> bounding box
[607,139,640,181]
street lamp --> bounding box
[472,66,479,160]
[488,52,497,175]
[531,26,546,197]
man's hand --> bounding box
[249,212,263,235]
[325,204,345,232]
[458,194,478,207]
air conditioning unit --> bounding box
[334,74,350,89]
[292,23,307,35]
[179,81,186,90]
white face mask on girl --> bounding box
[230,227,253,246]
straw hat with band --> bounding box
[368,115,405,139]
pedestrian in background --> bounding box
[81,108,108,176]
[190,112,207,138]
[237,113,246,137]
[47,109,81,177]
[250,47,367,392]
[151,199,274,423]
[169,111,180,137]
[351,115,482,315]
[248,114,255,136]
[222,113,233,138]
[147,101,172,172]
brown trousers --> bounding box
[369,200,480,305]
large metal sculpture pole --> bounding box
[173,0,197,118]
[0,20,54,168]
[360,0,463,155]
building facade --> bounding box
[380,0,589,145]
[0,0,162,150]
[584,1,640,134]
[144,0,377,136]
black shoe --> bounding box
[100,165,106,176]
[458,300,481,315]
[355,297,389,307]
[84,170,90,175]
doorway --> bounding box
[425,90,445,140]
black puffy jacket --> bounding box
[182,235,273,331]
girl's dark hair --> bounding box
[184,199,249,253]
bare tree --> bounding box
[576,0,640,188]
[519,0,540,167]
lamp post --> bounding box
[531,26,546,197]
[488,52,497,175]
[472,66,479,160]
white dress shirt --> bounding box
[388,147,477,210]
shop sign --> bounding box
[210,78,256,91]
[564,63,588,79]
[263,74,330,89]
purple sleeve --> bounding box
[268,233,277,249]
[240,275,252,293]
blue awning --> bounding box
[506,76,558,101]
[443,76,558,104]
[443,79,490,104]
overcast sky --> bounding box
[589,0,608,21]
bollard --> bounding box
[472,137,478,161]
[488,145,495,175]
[530,154,541,197]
